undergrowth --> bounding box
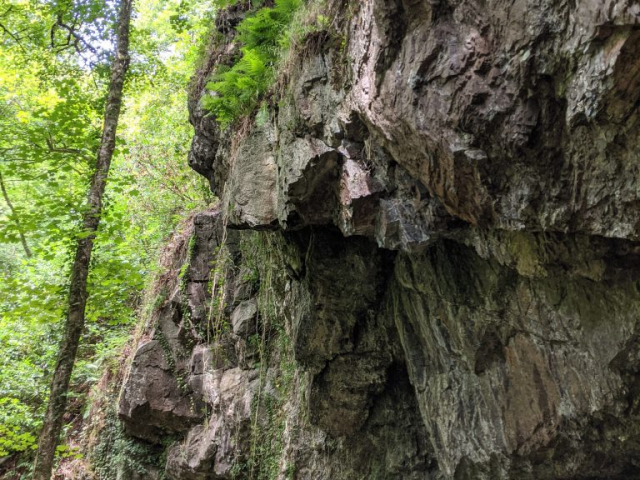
[90,405,169,480]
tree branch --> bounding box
[0,169,32,258]
[0,20,28,54]
[55,15,98,55]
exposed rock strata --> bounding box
[120,0,640,479]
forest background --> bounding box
[0,0,216,471]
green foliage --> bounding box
[0,399,37,457]
[203,0,302,126]
[0,0,216,464]
[0,272,61,459]
[91,405,168,480]
[212,0,267,9]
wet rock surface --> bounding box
[119,0,640,479]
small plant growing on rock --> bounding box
[203,0,303,126]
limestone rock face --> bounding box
[120,0,640,479]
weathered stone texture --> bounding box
[119,211,220,441]
[119,0,640,478]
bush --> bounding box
[0,398,38,457]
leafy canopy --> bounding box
[0,0,215,463]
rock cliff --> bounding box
[119,0,640,478]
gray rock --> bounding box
[165,368,260,480]
[118,211,221,441]
[230,298,258,337]
[115,0,640,478]
[118,340,206,442]
[224,125,279,229]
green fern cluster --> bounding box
[212,0,262,8]
[203,0,303,126]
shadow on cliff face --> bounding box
[390,235,640,479]
[116,211,640,479]
[117,211,439,480]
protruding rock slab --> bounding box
[119,210,221,441]
[118,340,206,442]
[231,298,258,337]
[225,125,278,229]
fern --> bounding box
[213,0,268,9]
[204,0,303,127]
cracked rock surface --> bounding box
[119,0,640,478]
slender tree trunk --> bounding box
[0,169,32,258]
[32,1,132,478]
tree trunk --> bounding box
[0,169,32,258]
[32,0,133,478]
